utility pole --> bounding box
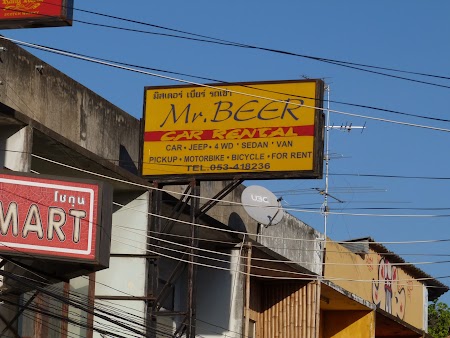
[321,84,366,276]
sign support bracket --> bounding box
[0,290,37,338]
[196,179,243,218]
[148,178,245,337]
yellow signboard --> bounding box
[142,80,324,181]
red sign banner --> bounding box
[0,0,73,29]
[0,172,101,261]
[0,0,62,19]
[144,125,315,142]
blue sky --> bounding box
[3,1,450,303]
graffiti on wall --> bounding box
[372,257,406,319]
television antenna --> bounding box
[321,84,366,269]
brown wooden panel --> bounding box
[250,281,320,338]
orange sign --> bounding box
[142,80,324,181]
[0,0,73,29]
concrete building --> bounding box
[323,238,448,338]
[0,38,446,338]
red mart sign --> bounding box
[0,172,111,267]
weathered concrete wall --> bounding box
[0,125,32,171]
[0,121,33,336]
[199,181,323,275]
[259,212,322,275]
[200,180,257,234]
[0,39,140,170]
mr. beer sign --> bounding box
[0,172,111,267]
[142,79,325,181]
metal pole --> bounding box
[187,179,199,338]
[148,181,162,338]
[243,243,252,338]
[322,85,331,276]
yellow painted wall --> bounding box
[324,241,424,329]
[321,310,375,338]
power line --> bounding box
[2,232,447,294]
[330,172,450,180]
[3,33,450,134]
[113,235,450,288]
[1,169,448,326]
[0,260,225,338]
[0,189,228,337]
[0,269,170,338]
[3,31,450,125]
[0,299,84,338]
[6,154,450,266]
[2,36,446,133]
[28,153,450,243]
[119,224,450,268]
[146,228,450,257]
[5,147,450,183]
[0,249,167,336]
[48,3,450,89]
[72,17,450,89]
[0,3,448,320]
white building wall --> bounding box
[196,248,244,338]
[0,125,32,172]
[110,192,149,255]
[93,191,150,338]
[0,124,32,336]
[153,248,244,338]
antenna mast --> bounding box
[321,84,366,275]
[323,85,330,243]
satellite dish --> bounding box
[241,185,284,226]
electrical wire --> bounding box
[1,170,445,334]
[330,172,450,180]
[0,270,171,338]
[5,149,450,215]
[0,299,84,338]
[147,227,450,258]
[7,147,450,182]
[3,2,450,134]
[0,241,179,337]
[69,18,450,90]
[27,152,450,221]
[0,160,441,274]
[0,254,172,337]
[0,3,446,328]
[3,35,450,134]
[112,235,450,288]
[25,153,450,245]
[0,240,237,338]
[3,37,447,126]
[1,174,446,286]
[0,198,217,337]
[0,173,212,337]
[0,292,135,338]
[123,225,450,268]
[17,2,450,91]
